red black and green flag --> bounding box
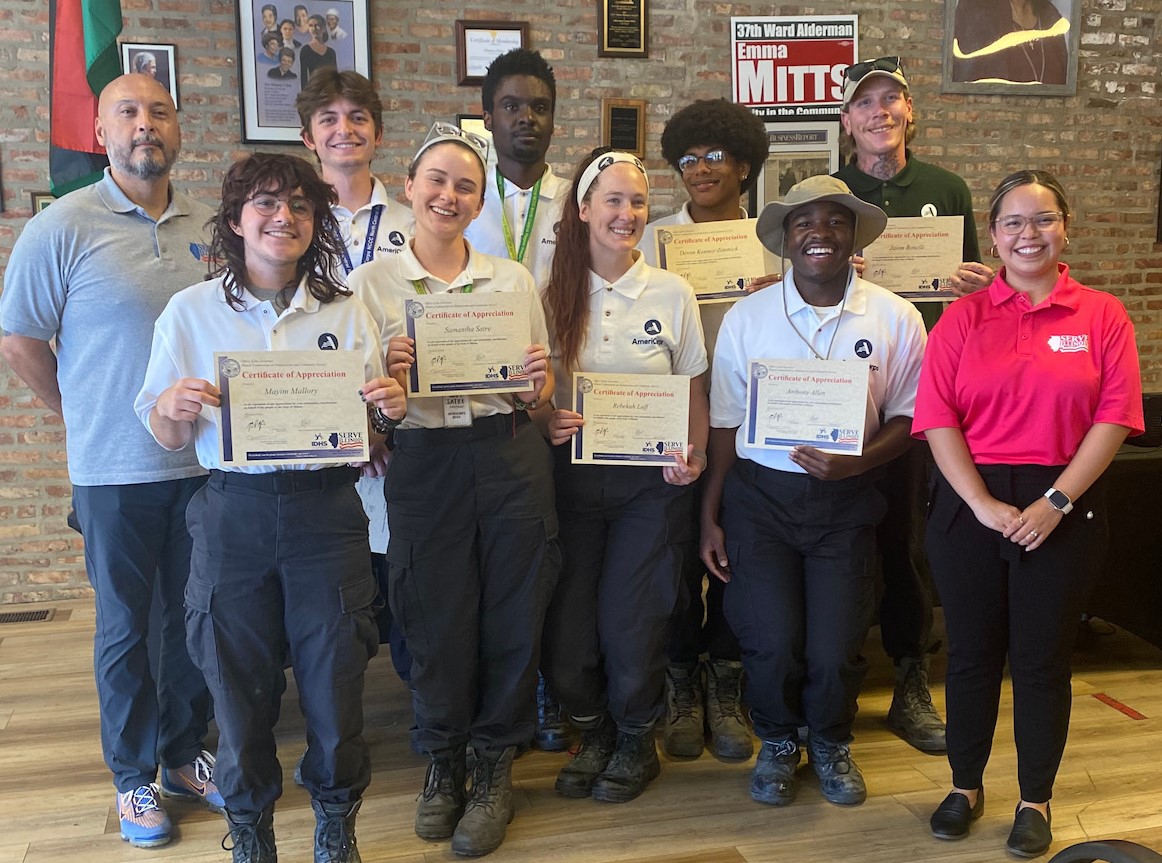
[49,0,123,196]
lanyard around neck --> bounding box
[335,204,383,274]
[497,166,541,265]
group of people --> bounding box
[258,2,344,84]
[0,43,1143,863]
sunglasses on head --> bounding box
[842,56,902,84]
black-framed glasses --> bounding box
[842,56,902,84]
[677,149,728,173]
[991,211,1065,235]
[247,194,315,221]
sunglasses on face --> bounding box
[677,149,728,173]
[842,56,902,84]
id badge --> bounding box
[443,395,472,428]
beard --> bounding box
[106,134,179,181]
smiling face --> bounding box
[784,201,856,294]
[840,77,913,164]
[989,183,1067,287]
[302,97,381,175]
[95,74,180,183]
[232,186,315,282]
[326,13,339,28]
[484,74,554,169]
[278,50,295,72]
[405,142,485,241]
[679,144,747,216]
[579,162,649,262]
[262,7,277,29]
[294,6,308,27]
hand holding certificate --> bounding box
[654,219,780,303]
[745,359,869,455]
[569,372,690,466]
[403,292,535,396]
[861,216,963,301]
[217,350,371,467]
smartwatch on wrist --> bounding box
[1044,487,1073,514]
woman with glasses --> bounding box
[134,152,405,862]
[347,122,557,858]
[638,98,772,763]
[914,170,1142,857]
[539,149,708,804]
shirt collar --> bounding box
[497,164,567,201]
[677,201,749,222]
[398,238,494,290]
[234,275,321,314]
[588,251,649,300]
[332,177,393,221]
[781,268,868,319]
[989,263,1079,310]
[96,167,188,221]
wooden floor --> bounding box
[3,602,1162,863]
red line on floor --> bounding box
[1092,692,1148,720]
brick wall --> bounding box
[1,0,1160,602]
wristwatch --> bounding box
[1044,487,1074,514]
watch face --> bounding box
[1048,490,1070,509]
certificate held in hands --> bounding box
[405,292,535,396]
[861,216,963,301]
[745,359,869,455]
[572,371,690,466]
[217,350,370,467]
[654,219,777,303]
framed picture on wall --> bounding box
[456,113,491,141]
[30,192,55,214]
[236,0,371,143]
[121,43,179,108]
[942,0,1080,95]
[455,21,528,86]
[751,121,841,215]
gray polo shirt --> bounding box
[1,169,213,485]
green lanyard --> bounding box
[411,279,473,294]
[497,166,541,266]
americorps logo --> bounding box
[1047,335,1089,353]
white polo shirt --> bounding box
[134,275,385,473]
[710,270,927,473]
[348,239,551,430]
[464,163,569,291]
[552,254,708,410]
[332,177,413,271]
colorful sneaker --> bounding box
[118,784,172,848]
[161,750,226,812]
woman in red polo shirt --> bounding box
[912,170,1143,858]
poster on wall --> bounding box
[236,0,370,143]
[752,121,841,214]
[730,15,857,122]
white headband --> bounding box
[576,152,648,204]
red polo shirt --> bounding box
[912,264,1143,465]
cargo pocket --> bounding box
[184,576,221,687]
[335,573,379,685]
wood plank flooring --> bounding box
[2,601,1160,863]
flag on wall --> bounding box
[49,0,123,196]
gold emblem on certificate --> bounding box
[216,350,369,467]
[744,359,869,455]
[861,216,963,301]
[404,292,535,397]
[654,219,777,303]
[571,371,690,466]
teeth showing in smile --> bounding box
[432,206,456,217]
[1015,245,1044,256]
[267,230,296,238]
[611,227,634,237]
[805,246,834,256]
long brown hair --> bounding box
[544,150,606,374]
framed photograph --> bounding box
[455,21,528,87]
[30,192,55,214]
[235,0,371,143]
[600,98,646,158]
[456,113,490,141]
[942,0,1079,95]
[751,121,841,214]
[121,43,179,108]
[598,0,648,59]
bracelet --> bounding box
[368,405,403,434]
[512,392,541,411]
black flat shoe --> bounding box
[930,788,984,840]
[1006,804,1052,858]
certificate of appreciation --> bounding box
[861,216,963,302]
[572,372,690,466]
[216,350,370,467]
[404,292,535,397]
[654,219,778,303]
[745,359,869,455]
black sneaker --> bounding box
[749,737,800,805]
[806,735,866,806]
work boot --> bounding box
[886,655,947,753]
[450,745,516,858]
[749,736,801,806]
[704,659,753,759]
[662,664,705,757]
[554,714,617,798]
[807,735,867,806]
[415,744,467,841]
[534,673,570,752]
[222,808,278,863]
[311,799,361,863]
[592,726,661,803]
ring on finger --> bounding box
[1028,529,1039,540]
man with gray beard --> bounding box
[0,73,222,850]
